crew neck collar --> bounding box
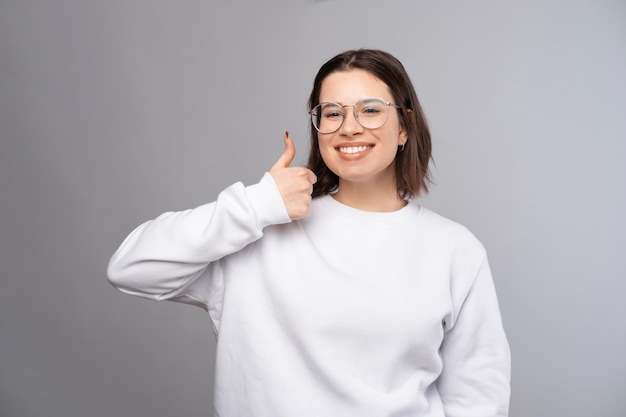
[317,194,422,223]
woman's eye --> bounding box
[324,111,343,119]
[361,107,381,115]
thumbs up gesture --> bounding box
[269,132,317,220]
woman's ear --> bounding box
[399,109,412,145]
[399,132,408,147]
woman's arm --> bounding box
[107,133,316,305]
[438,255,511,417]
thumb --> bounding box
[272,131,296,169]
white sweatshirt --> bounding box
[107,173,511,417]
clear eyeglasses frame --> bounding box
[309,97,402,134]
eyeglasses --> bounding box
[309,97,402,134]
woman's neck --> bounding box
[332,179,407,212]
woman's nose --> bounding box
[339,107,363,135]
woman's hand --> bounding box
[269,132,317,220]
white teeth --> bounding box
[338,145,371,154]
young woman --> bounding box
[108,49,510,417]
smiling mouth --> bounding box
[338,145,373,154]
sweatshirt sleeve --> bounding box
[106,172,291,309]
[438,251,511,417]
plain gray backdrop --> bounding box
[1,1,625,416]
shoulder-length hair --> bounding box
[306,49,432,199]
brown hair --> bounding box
[306,49,432,199]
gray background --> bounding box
[1,1,625,416]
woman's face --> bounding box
[317,69,407,189]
